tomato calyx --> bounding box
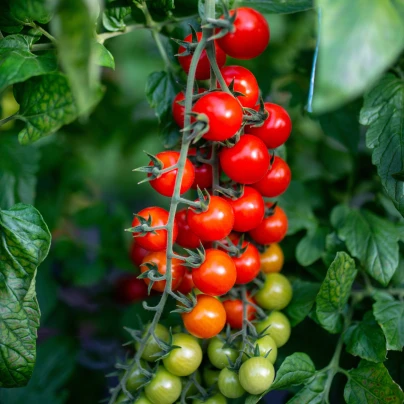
[172,25,200,56]
[243,97,268,127]
[203,4,237,41]
[180,244,206,268]
[171,290,198,314]
[134,151,175,183]
[217,234,248,258]
[189,187,211,213]
[184,112,210,143]
[138,261,167,294]
[126,214,163,236]
[264,202,278,218]
[227,78,247,98]
[216,182,244,199]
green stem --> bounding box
[97,24,145,44]
[206,44,232,95]
[0,114,18,127]
[27,23,57,44]
[31,42,54,52]
[151,30,175,72]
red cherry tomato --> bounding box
[247,103,292,149]
[219,134,270,184]
[223,186,265,232]
[192,92,243,142]
[217,8,270,60]
[130,240,150,267]
[249,204,288,245]
[175,209,201,249]
[252,156,291,197]
[178,32,226,80]
[114,274,149,304]
[172,89,206,128]
[220,65,259,108]
[148,151,195,197]
[187,195,234,242]
[132,207,178,251]
[188,148,213,190]
[192,249,237,296]
[141,251,185,292]
[182,294,226,338]
[177,270,194,295]
[223,296,256,329]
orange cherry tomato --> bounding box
[260,243,284,274]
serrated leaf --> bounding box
[0,204,51,387]
[287,372,328,404]
[316,252,357,334]
[334,207,399,286]
[360,74,404,217]
[10,0,52,24]
[373,298,404,351]
[313,0,404,113]
[344,360,404,404]
[344,312,387,363]
[0,34,58,92]
[296,226,328,266]
[285,280,321,326]
[94,42,115,69]
[102,2,131,32]
[236,0,313,14]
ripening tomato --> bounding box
[141,251,186,292]
[223,297,256,329]
[249,204,288,245]
[192,92,243,142]
[132,207,178,251]
[175,209,201,249]
[148,151,195,197]
[238,357,275,395]
[217,8,270,60]
[144,366,182,404]
[192,249,237,296]
[172,89,206,128]
[182,294,226,339]
[255,311,291,348]
[188,148,213,190]
[187,195,234,241]
[255,273,293,310]
[223,186,265,232]
[247,103,292,149]
[219,134,270,184]
[177,270,194,295]
[252,156,291,197]
[130,240,150,267]
[114,274,149,304]
[220,65,259,108]
[178,32,226,80]
[260,243,284,274]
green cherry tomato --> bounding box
[238,357,275,395]
[242,335,278,364]
[115,393,129,404]
[255,273,293,310]
[207,337,238,369]
[255,311,291,348]
[163,333,203,376]
[135,324,169,362]
[126,359,148,392]
[218,368,245,399]
[192,392,227,404]
[134,393,153,404]
[144,366,182,404]
[203,367,221,388]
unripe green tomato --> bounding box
[203,367,221,387]
[134,393,153,404]
[182,370,202,398]
[163,333,203,376]
[207,337,238,369]
[192,392,227,404]
[114,393,128,404]
[135,324,169,362]
[238,357,275,395]
[218,368,245,399]
[255,273,292,310]
[242,335,278,364]
[144,366,182,404]
[126,359,147,392]
[255,311,291,348]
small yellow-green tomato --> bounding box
[203,367,221,388]
[126,359,147,392]
[134,393,153,404]
[242,335,278,364]
[255,311,291,348]
[192,392,227,404]
[207,337,238,369]
[218,368,245,399]
[238,357,275,395]
[163,333,203,376]
[135,324,169,362]
[144,366,182,404]
[255,273,293,310]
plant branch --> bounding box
[26,22,57,44]
[0,114,19,127]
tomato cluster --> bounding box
[119,6,294,404]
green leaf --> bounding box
[51,0,100,114]
[236,0,313,14]
[102,2,131,32]
[360,74,404,217]
[0,34,58,92]
[334,207,399,286]
[322,231,347,267]
[296,226,328,266]
[373,298,404,351]
[10,0,52,24]
[287,372,328,403]
[0,3,23,33]
[344,360,404,404]
[285,280,321,326]
[0,135,40,209]
[161,120,181,149]
[94,42,115,69]
[0,204,51,387]
[344,312,387,363]
[313,0,404,113]
[315,252,357,334]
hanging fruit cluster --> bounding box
[112,4,293,404]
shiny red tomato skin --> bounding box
[187,195,234,241]
[188,148,213,190]
[192,249,237,296]
[177,270,194,295]
[223,297,256,329]
[130,240,150,267]
[252,156,291,197]
[247,103,292,149]
[178,32,226,80]
[249,204,288,245]
[220,65,259,108]
[114,274,149,304]
[192,92,243,142]
[172,89,206,128]
[149,151,195,197]
[217,8,270,60]
[223,186,265,232]
[175,209,201,249]
[219,134,270,184]
[132,207,178,251]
